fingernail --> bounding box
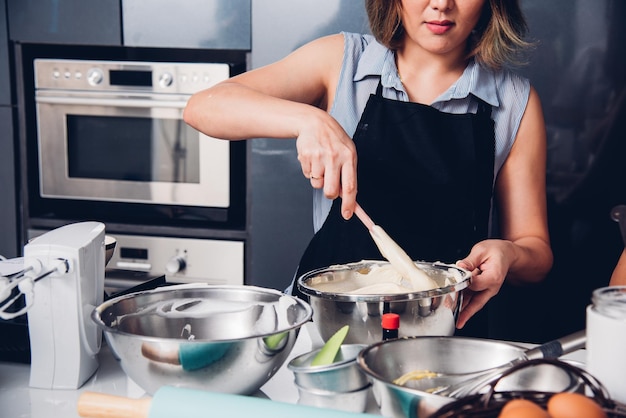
[343,210,352,219]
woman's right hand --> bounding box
[183,34,358,216]
[295,109,358,220]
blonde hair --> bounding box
[365,0,531,70]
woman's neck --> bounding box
[395,45,468,104]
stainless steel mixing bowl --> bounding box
[297,261,471,344]
[357,336,581,418]
[104,235,116,266]
[288,343,372,413]
[92,283,313,395]
[287,344,369,392]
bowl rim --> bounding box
[287,343,368,373]
[91,283,313,342]
[355,335,551,400]
[104,234,116,249]
[295,382,372,396]
[297,260,471,301]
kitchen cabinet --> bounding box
[122,0,251,50]
[7,0,121,45]
[0,0,18,259]
[0,106,18,259]
[7,0,250,50]
[0,0,10,105]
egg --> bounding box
[547,392,607,418]
[498,399,550,418]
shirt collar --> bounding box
[353,37,405,92]
[438,59,500,107]
[353,36,500,107]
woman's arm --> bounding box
[456,86,553,328]
[184,34,342,139]
[610,249,626,286]
[492,86,553,283]
[183,34,358,218]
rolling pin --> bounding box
[78,387,381,418]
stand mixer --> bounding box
[18,222,106,389]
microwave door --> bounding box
[35,95,230,208]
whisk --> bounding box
[0,258,69,320]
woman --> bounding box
[184,0,553,336]
[610,250,626,286]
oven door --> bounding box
[35,90,230,208]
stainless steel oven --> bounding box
[35,58,232,209]
[17,45,248,288]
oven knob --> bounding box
[87,68,104,86]
[166,255,187,274]
[159,72,174,88]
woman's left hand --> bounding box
[454,239,516,329]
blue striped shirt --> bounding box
[313,32,531,232]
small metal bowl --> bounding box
[104,235,116,266]
[297,260,471,344]
[295,383,371,413]
[92,283,313,395]
[288,344,369,392]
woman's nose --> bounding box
[429,0,454,12]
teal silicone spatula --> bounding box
[141,341,231,371]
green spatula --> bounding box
[310,325,349,366]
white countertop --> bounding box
[0,323,586,418]
[0,322,339,418]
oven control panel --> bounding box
[35,58,231,95]
[28,230,244,288]
[105,234,244,285]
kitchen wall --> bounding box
[493,0,626,342]
[1,0,624,342]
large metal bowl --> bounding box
[357,336,581,418]
[92,283,313,395]
[297,260,471,344]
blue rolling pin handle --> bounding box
[150,386,381,418]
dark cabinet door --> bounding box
[0,106,18,258]
[7,0,121,45]
[1,0,18,257]
[122,0,250,50]
[1,0,10,105]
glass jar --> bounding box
[586,285,626,404]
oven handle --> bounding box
[35,95,188,109]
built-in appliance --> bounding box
[17,44,248,288]
[35,58,232,209]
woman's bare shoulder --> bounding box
[287,33,346,66]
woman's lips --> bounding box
[426,20,453,35]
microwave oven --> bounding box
[18,45,247,231]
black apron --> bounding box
[293,80,495,337]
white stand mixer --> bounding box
[23,222,106,389]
